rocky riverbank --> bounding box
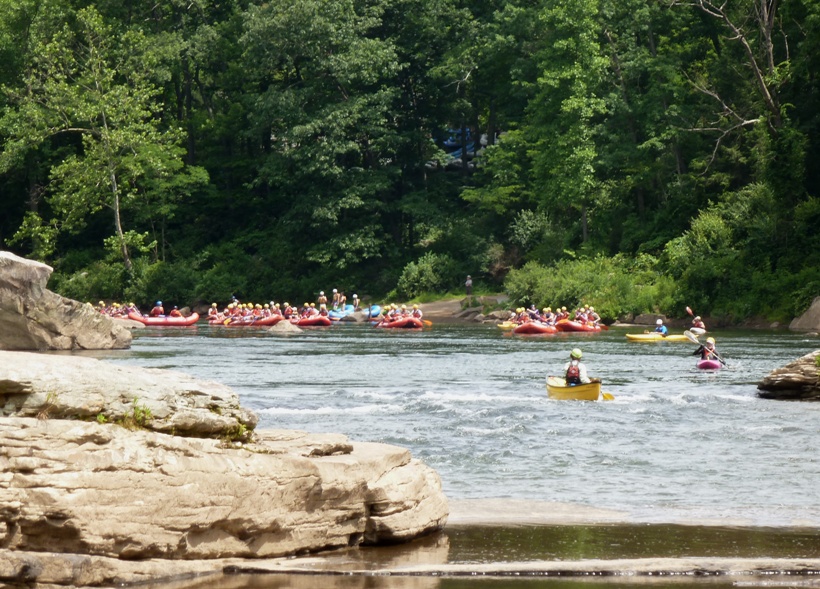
[0,351,448,587]
[757,350,820,400]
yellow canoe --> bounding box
[625,333,690,342]
[546,376,602,401]
[497,321,517,330]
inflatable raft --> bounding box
[128,312,199,326]
[211,315,284,327]
[292,316,333,327]
[513,321,557,335]
[375,317,424,329]
[555,319,602,333]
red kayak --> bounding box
[292,316,333,327]
[375,317,424,329]
[555,319,602,333]
[210,315,284,327]
[513,321,557,335]
[128,312,199,326]
[697,359,722,370]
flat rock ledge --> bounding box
[0,351,256,439]
[0,251,131,350]
[0,351,448,588]
[757,350,820,400]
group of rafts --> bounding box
[499,305,607,334]
[127,300,427,329]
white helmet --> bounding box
[656,319,663,325]
[353,294,358,298]
[319,291,324,295]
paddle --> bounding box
[590,379,614,400]
[422,319,433,327]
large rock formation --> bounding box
[0,351,449,587]
[757,351,820,400]
[0,251,131,350]
[790,296,820,332]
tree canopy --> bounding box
[1,0,818,321]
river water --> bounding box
[99,322,820,528]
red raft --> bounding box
[513,321,557,335]
[375,317,424,329]
[555,319,602,333]
[128,312,200,326]
[291,316,333,327]
[210,315,284,327]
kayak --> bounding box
[292,316,333,327]
[128,312,199,326]
[625,333,690,342]
[690,327,707,335]
[211,315,284,327]
[513,322,557,335]
[555,319,602,333]
[497,321,517,331]
[697,359,722,370]
[375,317,424,329]
[546,376,602,401]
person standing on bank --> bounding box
[465,275,473,295]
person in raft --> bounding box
[564,348,591,386]
[692,337,718,360]
[691,315,706,331]
[149,301,165,316]
[169,306,182,317]
[654,318,668,336]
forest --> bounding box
[1,0,818,322]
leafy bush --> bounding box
[50,260,127,302]
[396,252,457,298]
[504,254,683,321]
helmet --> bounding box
[570,348,583,360]
[310,303,315,307]
[401,304,407,310]
[156,301,162,306]
[211,303,217,307]
[542,308,548,313]
[284,302,289,307]
[695,316,701,320]
[584,304,589,309]
[319,291,324,295]
[656,319,663,325]
[98,301,105,306]
[561,306,567,311]
[589,306,594,311]
[353,294,358,298]
[706,337,715,344]
[256,304,262,309]
[333,289,337,293]
[413,304,419,309]
[264,304,270,308]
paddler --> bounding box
[564,348,591,385]
[692,337,719,361]
[692,315,706,331]
[654,318,668,337]
[149,301,165,317]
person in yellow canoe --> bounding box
[564,348,591,385]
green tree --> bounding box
[0,6,206,271]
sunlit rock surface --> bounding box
[0,251,131,350]
[757,350,820,400]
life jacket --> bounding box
[566,361,581,385]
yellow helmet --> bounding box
[706,337,716,344]
[561,306,567,311]
[401,304,407,310]
[211,303,217,307]
[98,301,105,306]
[413,304,419,309]
[546,307,551,312]
[310,303,315,307]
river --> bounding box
[95,322,820,588]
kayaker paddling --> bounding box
[564,348,591,385]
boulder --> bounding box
[790,297,820,332]
[0,350,449,586]
[757,351,820,400]
[269,320,303,334]
[0,351,257,439]
[0,251,131,350]
[0,418,448,561]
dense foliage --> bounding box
[1,0,818,321]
